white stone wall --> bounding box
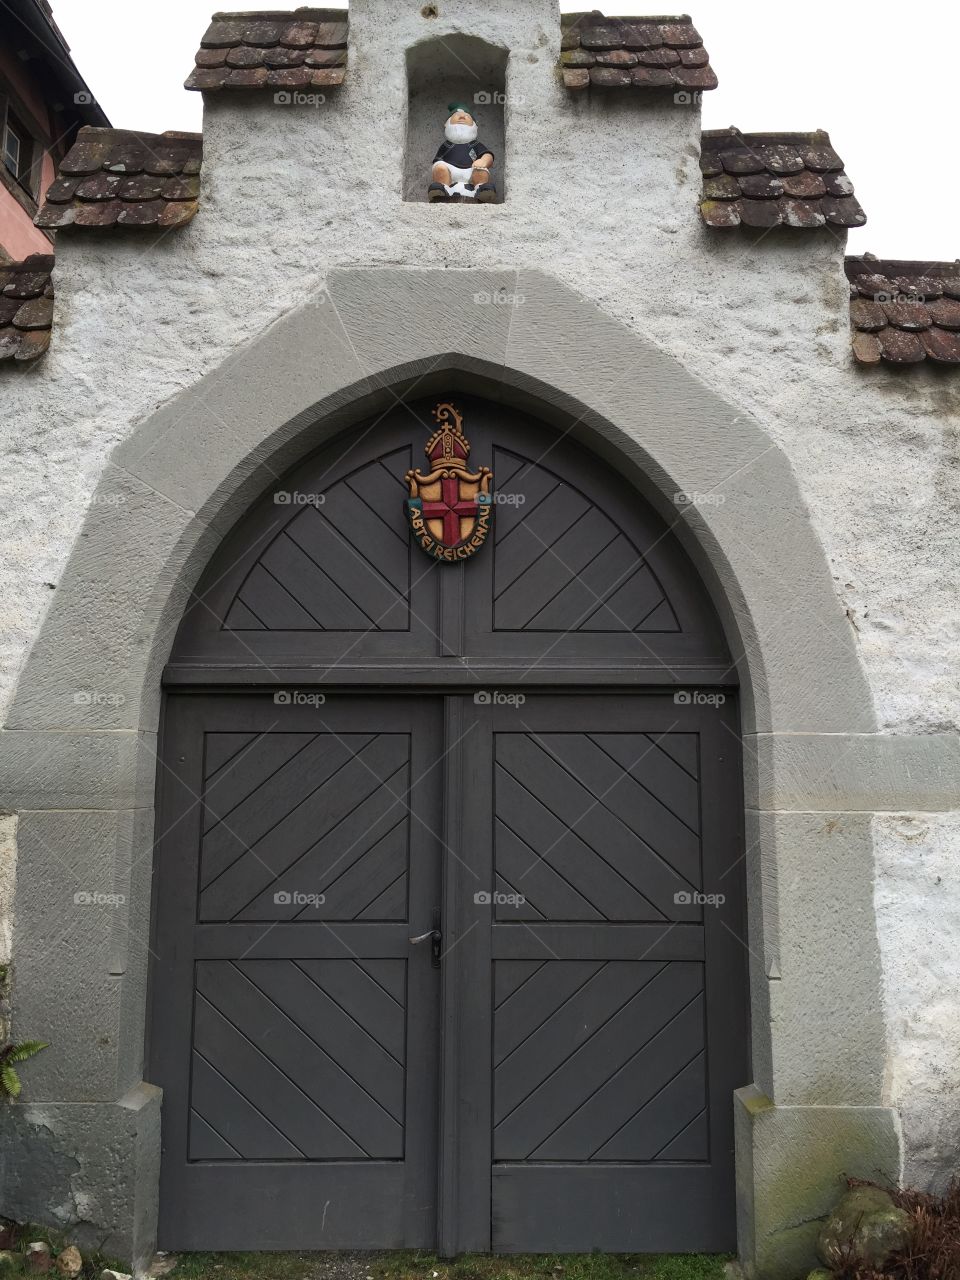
[1,0,957,1187]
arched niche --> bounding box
[404,35,508,202]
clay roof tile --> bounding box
[188,8,348,90]
[560,12,717,91]
[845,256,960,366]
[35,128,203,232]
[0,256,55,365]
[699,129,865,231]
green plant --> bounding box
[0,1041,49,1100]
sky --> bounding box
[53,0,958,262]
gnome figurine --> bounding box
[428,104,496,203]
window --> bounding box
[3,111,34,192]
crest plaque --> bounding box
[405,403,494,562]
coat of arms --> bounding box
[405,403,494,562]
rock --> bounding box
[818,1185,913,1270]
[54,1249,82,1279]
[100,1271,132,1280]
[25,1244,51,1274]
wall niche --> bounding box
[404,34,508,204]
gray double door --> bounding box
[151,689,745,1253]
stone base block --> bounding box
[0,1083,161,1275]
[736,1084,901,1280]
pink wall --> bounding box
[0,47,58,261]
[0,184,53,260]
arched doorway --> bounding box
[148,392,748,1254]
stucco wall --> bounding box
[0,0,958,1194]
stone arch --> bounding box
[0,268,895,1273]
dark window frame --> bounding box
[0,85,46,209]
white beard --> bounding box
[445,121,478,145]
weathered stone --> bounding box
[630,66,674,87]
[740,173,784,199]
[926,297,960,328]
[194,48,226,68]
[920,327,960,362]
[700,198,742,227]
[596,50,637,66]
[25,1244,51,1274]
[199,19,245,47]
[279,21,319,48]
[14,329,51,361]
[303,48,347,68]
[883,301,931,330]
[561,67,589,90]
[702,173,740,200]
[12,298,54,331]
[817,1185,913,1270]
[850,299,887,331]
[588,66,633,87]
[740,198,782,227]
[638,47,680,66]
[781,171,827,199]
[674,65,718,88]
[54,1247,82,1278]
[719,149,765,175]
[225,46,264,68]
[240,20,281,46]
[560,48,596,66]
[75,173,122,201]
[780,197,825,228]
[262,47,307,68]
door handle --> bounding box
[410,911,442,968]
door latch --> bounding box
[409,910,442,968]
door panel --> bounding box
[150,694,442,1250]
[453,693,747,1253]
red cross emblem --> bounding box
[405,403,494,564]
[419,475,480,548]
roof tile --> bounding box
[701,130,865,230]
[845,256,960,366]
[560,13,717,91]
[36,128,202,231]
[188,8,348,91]
[0,255,54,364]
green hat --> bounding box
[447,102,471,114]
